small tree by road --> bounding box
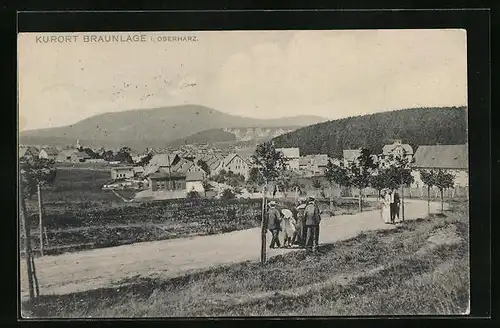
[434,170,455,213]
[349,148,377,212]
[370,169,390,199]
[420,169,437,215]
[325,160,352,198]
[251,141,285,264]
[385,152,414,221]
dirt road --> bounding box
[20,199,447,299]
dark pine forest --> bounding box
[271,107,467,158]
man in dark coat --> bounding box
[304,196,321,252]
[393,191,401,223]
[267,201,281,249]
[295,197,307,246]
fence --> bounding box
[276,185,469,200]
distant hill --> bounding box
[19,105,326,150]
[168,126,301,149]
[271,107,468,158]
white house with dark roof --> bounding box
[276,147,300,172]
[299,154,329,176]
[343,149,362,164]
[218,153,250,179]
[412,144,468,187]
[380,140,414,166]
[171,158,207,179]
[186,171,205,193]
[111,166,134,180]
[39,147,59,160]
[143,153,181,176]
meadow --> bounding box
[22,200,469,317]
[23,168,371,255]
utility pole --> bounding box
[167,153,173,191]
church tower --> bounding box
[76,139,81,149]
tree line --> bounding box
[271,107,467,158]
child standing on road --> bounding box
[281,208,297,248]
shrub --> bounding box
[221,189,235,200]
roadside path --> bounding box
[20,199,447,299]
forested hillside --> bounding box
[271,107,467,158]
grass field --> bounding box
[22,200,469,317]
[23,168,374,255]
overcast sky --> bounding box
[18,29,467,131]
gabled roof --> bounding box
[209,159,222,170]
[186,171,205,182]
[112,166,134,171]
[382,142,414,156]
[133,166,145,173]
[343,149,362,162]
[276,147,300,158]
[312,154,329,166]
[299,157,312,166]
[149,172,186,180]
[41,147,59,156]
[172,158,195,174]
[73,151,90,159]
[222,153,248,168]
[144,153,178,176]
[413,144,468,170]
[19,146,38,158]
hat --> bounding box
[308,196,315,202]
[268,200,276,207]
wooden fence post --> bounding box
[20,195,35,301]
[37,183,44,256]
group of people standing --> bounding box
[380,188,402,224]
[266,196,322,252]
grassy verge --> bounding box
[22,200,469,317]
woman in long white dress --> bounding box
[381,189,392,224]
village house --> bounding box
[217,153,250,179]
[411,144,468,187]
[111,167,134,180]
[343,149,362,164]
[19,146,39,160]
[379,140,414,168]
[171,158,207,179]
[276,147,300,172]
[55,149,90,163]
[39,147,59,160]
[71,151,90,163]
[186,171,205,194]
[208,157,223,175]
[143,153,182,176]
[133,166,145,177]
[148,172,186,192]
[299,154,329,176]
